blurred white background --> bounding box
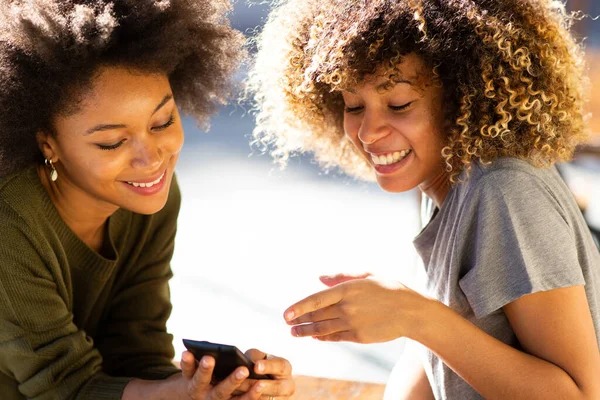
[167,111,424,383]
[163,1,425,384]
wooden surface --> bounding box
[172,361,386,399]
[292,375,385,400]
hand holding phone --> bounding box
[182,339,275,383]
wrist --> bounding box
[406,295,450,342]
[123,376,181,400]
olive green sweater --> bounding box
[0,167,181,399]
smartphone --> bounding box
[182,339,275,382]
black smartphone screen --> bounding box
[182,339,274,382]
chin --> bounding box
[132,200,169,215]
[376,177,419,193]
[122,194,170,215]
[133,205,167,215]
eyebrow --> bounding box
[344,79,412,94]
[376,79,412,91]
[85,94,174,135]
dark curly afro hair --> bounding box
[0,0,244,177]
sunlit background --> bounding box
[167,1,600,385]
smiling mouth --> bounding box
[125,171,165,188]
[371,150,412,166]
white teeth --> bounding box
[371,150,411,166]
[127,172,165,188]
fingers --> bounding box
[193,355,216,389]
[180,351,198,379]
[238,379,295,399]
[254,356,293,377]
[235,381,268,400]
[245,348,267,363]
[284,288,343,322]
[239,354,295,399]
[313,331,355,342]
[286,304,339,325]
[319,272,372,287]
[210,367,250,399]
[290,319,347,338]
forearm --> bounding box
[385,341,434,400]
[411,301,590,400]
[392,363,433,400]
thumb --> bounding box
[319,272,372,287]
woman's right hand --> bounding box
[177,351,267,399]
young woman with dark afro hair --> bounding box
[249,0,600,398]
[0,1,294,399]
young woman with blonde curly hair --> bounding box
[0,1,295,399]
[249,0,600,398]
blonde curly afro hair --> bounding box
[248,0,590,183]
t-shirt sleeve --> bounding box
[458,169,585,319]
[93,177,182,380]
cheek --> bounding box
[79,155,126,185]
[59,140,113,178]
[343,117,361,144]
[404,111,444,150]
[164,124,184,155]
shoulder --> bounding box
[459,158,567,212]
[0,167,46,233]
[1,166,42,205]
[466,158,555,190]
[0,171,49,278]
[445,157,580,241]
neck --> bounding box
[37,165,118,252]
[419,167,451,208]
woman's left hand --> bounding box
[236,349,295,399]
[283,274,431,343]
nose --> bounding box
[130,133,163,171]
[357,109,391,145]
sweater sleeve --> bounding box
[0,224,134,400]
[0,178,182,399]
[93,178,182,381]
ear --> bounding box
[36,130,59,162]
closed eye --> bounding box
[389,102,413,112]
[96,116,175,151]
[152,115,175,131]
[344,105,364,113]
[97,139,126,151]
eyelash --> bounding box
[389,102,413,111]
[98,140,126,151]
[344,102,413,114]
[344,106,364,113]
[153,116,176,131]
[97,116,176,151]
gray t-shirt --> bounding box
[413,158,600,399]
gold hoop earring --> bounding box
[45,158,58,182]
